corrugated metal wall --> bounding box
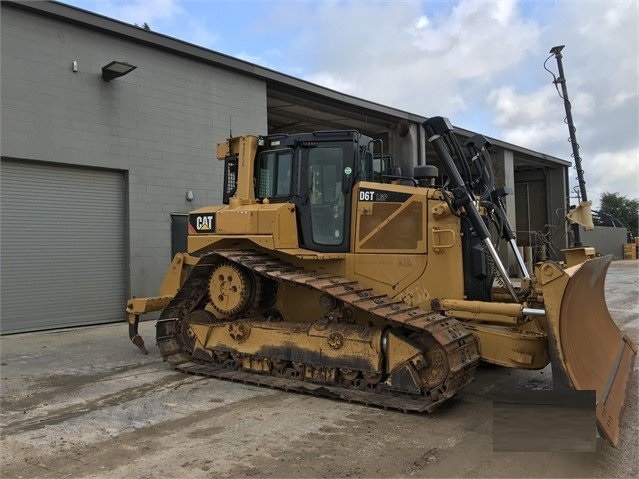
[0,159,126,334]
[515,178,548,246]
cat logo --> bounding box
[196,215,214,231]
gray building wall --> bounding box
[1,5,267,297]
[582,226,628,260]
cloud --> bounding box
[87,0,184,26]
[485,1,638,205]
[78,0,219,50]
[487,86,596,148]
[585,148,639,207]
[259,0,541,121]
[233,0,638,204]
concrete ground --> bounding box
[1,260,637,479]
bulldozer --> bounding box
[126,116,636,445]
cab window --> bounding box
[308,146,345,245]
[255,150,292,199]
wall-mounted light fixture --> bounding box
[101,61,137,82]
[186,191,194,201]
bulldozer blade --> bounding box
[539,255,637,445]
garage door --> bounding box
[1,159,126,334]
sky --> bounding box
[64,0,638,209]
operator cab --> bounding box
[249,131,381,253]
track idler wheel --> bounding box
[410,333,449,390]
[386,332,449,395]
[180,309,216,353]
[362,371,383,384]
[208,261,256,316]
[339,368,359,381]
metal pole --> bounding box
[550,45,587,246]
[550,45,587,202]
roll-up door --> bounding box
[1,159,126,334]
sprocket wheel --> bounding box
[208,261,256,316]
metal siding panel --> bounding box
[1,159,126,334]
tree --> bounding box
[134,22,151,31]
[596,192,639,237]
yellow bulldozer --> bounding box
[126,116,636,445]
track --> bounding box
[156,250,480,412]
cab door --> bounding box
[296,142,354,253]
